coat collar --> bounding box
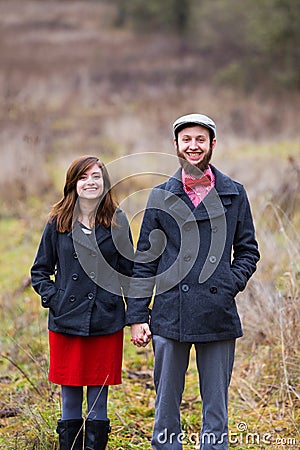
[212,166,239,196]
[68,221,111,252]
[164,165,239,197]
[160,165,239,222]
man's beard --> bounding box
[176,145,213,177]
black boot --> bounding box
[84,419,111,450]
[56,418,84,450]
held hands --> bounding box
[130,323,152,347]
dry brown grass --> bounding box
[1,0,299,207]
[230,178,300,438]
[0,2,299,448]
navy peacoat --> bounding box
[31,209,133,336]
[126,166,260,343]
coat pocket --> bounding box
[228,268,240,297]
[49,288,65,316]
[216,263,239,298]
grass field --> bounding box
[0,141,299,449]
[0,1,299,448]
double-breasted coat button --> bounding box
[42,296,48,304]
[210,286,218,294]
[209,255,217,263]
[181,284,189,292]
[69,295,76,302]
[183,255,191,262]
[88,292,94,300]
[72,273,79,280]
[211,226,218,233]
[90,272,96,279]
[73,252,78,259]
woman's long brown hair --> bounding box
[49,156,118,232]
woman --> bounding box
[31,155,133,450]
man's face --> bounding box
[174,125,216,174]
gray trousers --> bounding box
[151,336,235,450]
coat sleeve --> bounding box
[30,220,58,307]
[231,186,260,292]
[126,189,165,324]
[114,210,134,296]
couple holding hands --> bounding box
[31,113,259,450]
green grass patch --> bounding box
[0,145,299,449]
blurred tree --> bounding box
[107,0,300,89]
[114,0,128,27]
[172,0,190,35]
[112,0,191,34]
[247,0,300,88]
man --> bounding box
[126,113,260,449]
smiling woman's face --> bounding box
[76,163,104,200]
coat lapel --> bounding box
[163,171,195,222]
[162,166,239,222]
[70,222,111,252]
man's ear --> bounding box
[211,138,217,151]
[173,138,178,150]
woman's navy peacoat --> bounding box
[31,209,133,336]
[126,166,260,343]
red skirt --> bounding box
[48,329,123,386]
